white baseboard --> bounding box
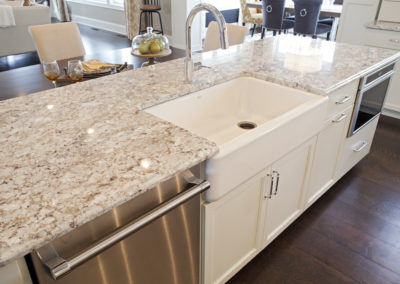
[71,14,126,35]
[382,108,400,119]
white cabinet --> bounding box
[336,0,379,45]
[202,138,316,284]
[364,28,400,117]
[378,0,400,22]
[336,115,379,180]
[0,258,32,284]
[260,138,316,248]
[305,107,352,208]
[202,171,265,284]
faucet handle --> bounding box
[193,62,210,71]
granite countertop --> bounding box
[366,21,400,32]
[1,35,399,266]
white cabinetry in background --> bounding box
[336,0,379,45]
[364,28,400,117]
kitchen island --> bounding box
[1,35,399,279]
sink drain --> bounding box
[237,121,257,130]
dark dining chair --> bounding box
[139,0,164,35]
[261,0,295,39]
[293,0,332,40]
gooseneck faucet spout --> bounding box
[185,3,229,83]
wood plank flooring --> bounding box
[0,24,131,72]
[228,115,400,284]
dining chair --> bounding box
[29,22,85,62]
[293,0,332,40]
[261,0,295,39]
[203,21,247,52]
[240,0,263,37]
[139,0,163,35]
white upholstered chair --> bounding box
[240,0,263,37]
[203,21,247,52]
[29,22,85,62]
[0,1,50,57]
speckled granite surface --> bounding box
[1,35,399,265]
[366,21,400,32]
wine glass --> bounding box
[43,60,60,88]
[67,60,84,82]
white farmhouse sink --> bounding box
[146,77,328,202]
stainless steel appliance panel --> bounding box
[348,62,395,136]
[30,164,207,284]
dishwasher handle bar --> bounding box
[35,180,210,280]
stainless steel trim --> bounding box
[362,70,394,93]
[353,141,368,152]
[35,180,210,280]
[335,96,351,105]
[348,63,395,137]
[273,170,280,195]
[332,113,347,123]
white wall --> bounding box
[68,1,126,35]
[67,0,172,37]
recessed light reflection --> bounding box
[87,128,95,134]
[140,159,151,169]
[47,105,54,110]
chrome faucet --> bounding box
[185,3,229,83]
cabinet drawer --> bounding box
[326,79,358,119]
[336,116,379,179]
[365,28,400,51]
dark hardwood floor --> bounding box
[0,24,131,72]
[228,115,400,284]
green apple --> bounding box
[150,41,161,54]
[138,41,150,54]
[156,39,165,51]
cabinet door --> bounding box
[261,138,316,248]
[306,107,352,208]
[202,171,265,284]
[385,63,400,115]
[336,0,379,45]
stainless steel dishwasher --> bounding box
[29,163,209,284]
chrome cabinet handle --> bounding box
[389,39,400,45]
[264,173,274,199]
[353,141,368,152]
[35,180,210,280]
[273,170,280,195]
[335,96,351,104]
[332,113,347,123]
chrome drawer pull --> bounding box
[335,96,351,104]
[273,170,280,195]
[264,173,274,199]
[353,141,368,152]
[35,180,210,280]
[389,39,400,44]
[332,113,347,123]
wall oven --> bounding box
[348,62,396,137]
